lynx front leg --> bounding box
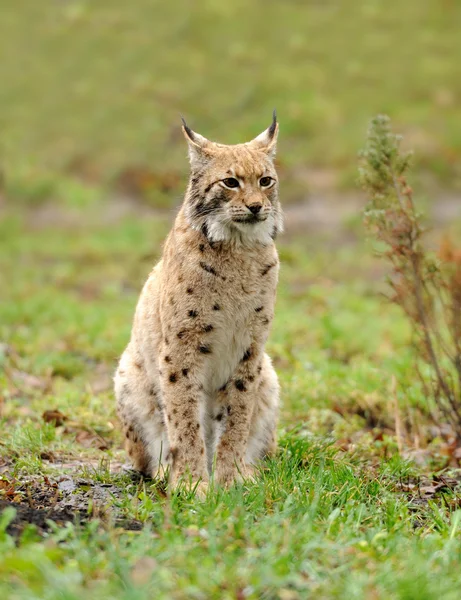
[214,352,263,486]
[160,361,208,492]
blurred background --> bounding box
[1,0,461,463]
[1,0,461,213]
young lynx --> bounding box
[114,113,283,494]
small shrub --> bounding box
[359,115,461,440]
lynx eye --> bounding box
[259,176,273,187]
[222,177,240,189]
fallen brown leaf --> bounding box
[42,410,68,427]
[40,451,56,462]
[0,478,16,498]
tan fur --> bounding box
[115,116,283,493]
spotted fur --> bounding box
[114,116,282,494]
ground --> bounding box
[1,192,461,599]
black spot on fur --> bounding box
[182,368,189,377]
[199,243,205,253]
[262,317,270,325]
[242,348,252,362]
[169,372,177,383]
[261,262,276,276]
[164,356,171,363]
[187,287,194,294]
[188,309,198,318]
[248,375,255,382]
[235,379,247,392]
[213,303,220,311]
[202,324,214,332]
[216,413,223,422]
[198,344,211,354]
[200,262,218,276]
[255,306,264,313]
[219,382,227,392]
[200,222,218,250]
[177,330,186,339]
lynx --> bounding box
[114,113,283,494]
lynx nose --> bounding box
[248,203,262,215]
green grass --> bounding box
[1,200,461,598]
[1,0,461,202]
[1,439,461,600]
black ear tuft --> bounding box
[268,109,277,140]
[181,116,195,142]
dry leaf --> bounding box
[42,410,68,427]
[40,451,56,462]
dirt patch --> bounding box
[0,474,144,538]
[0,500,88,537]
[1,500,143,538]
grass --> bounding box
[2,441,461,600]
[1,0,461,203]
[1,196,461,598]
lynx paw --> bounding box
[170,472,208,498]
[215,462,255,487]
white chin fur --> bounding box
[204,213,279,246]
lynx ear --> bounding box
[249,110,279,156]
[181,117,215,167]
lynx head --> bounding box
[182,112,283,245]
